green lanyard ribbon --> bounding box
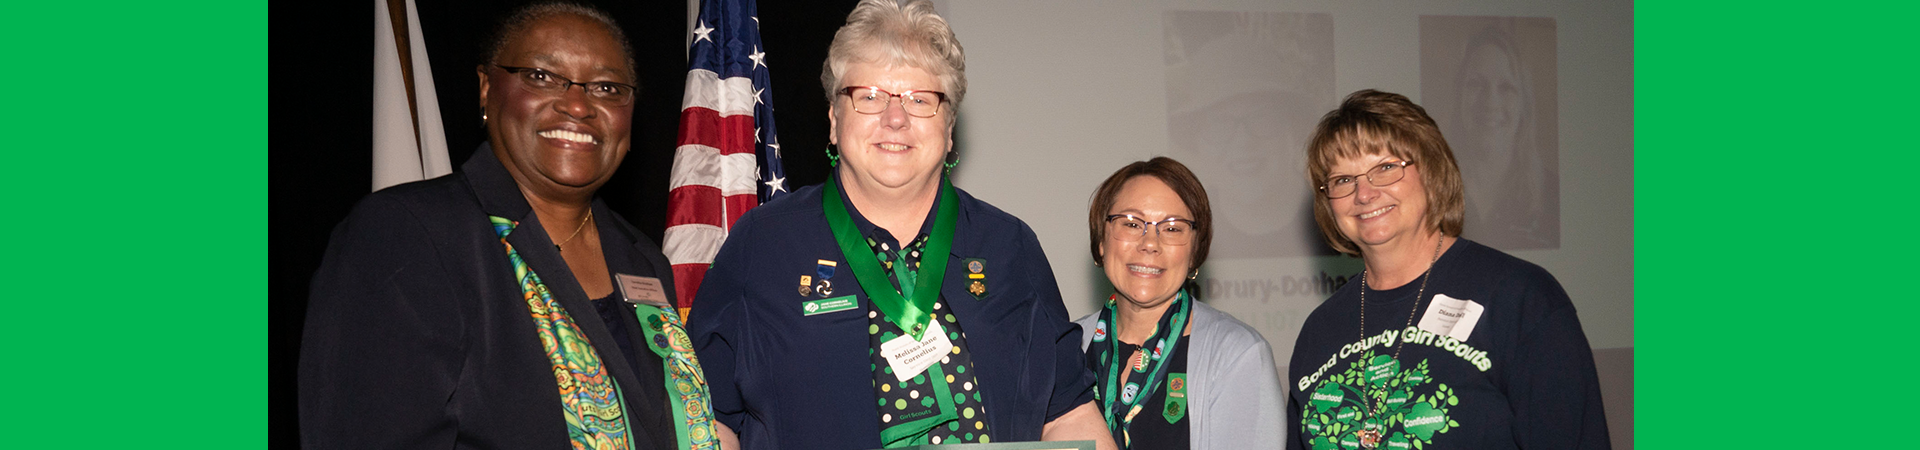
[1095,290,1192,446]
[823,176,968,447]
[632,303,719,450]
[821,175,959,341]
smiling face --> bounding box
[1100,176,1196,311]
[1327,152,1430,253]
[829,60,952,193]
[479,13,634,201]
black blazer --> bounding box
[300,145,678,449]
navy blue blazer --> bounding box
[688,180,1097,449]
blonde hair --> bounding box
[1305,90,1465,256]
[820,0,967,121]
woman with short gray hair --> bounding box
[690,1,1115,449]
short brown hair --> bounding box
[1087,157,1214,273]
[1305,90,1464,256]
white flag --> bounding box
[371,0,451,192]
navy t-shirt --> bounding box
[1285,239,1609,449]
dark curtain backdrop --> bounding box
[274,0,855,446]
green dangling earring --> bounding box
[942,150,959,174]
[826,143,840,167]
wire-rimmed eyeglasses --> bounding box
[838,86,947,118]
[1318,160,1415,199]
[1105,214,1197,246]
[496,65,637,106]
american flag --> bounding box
[664,0,788,318]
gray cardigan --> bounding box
[1076,300,1288,450]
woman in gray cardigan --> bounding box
[1074,157,1288,449]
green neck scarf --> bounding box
[632,304,720,450]
[491,215,719,450]
[1093,290,1193,447]
[489,216,633,449]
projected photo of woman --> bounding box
[1421,17,1559,250]
[1163,11,1335,258]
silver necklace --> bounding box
[1354,236,1444,449]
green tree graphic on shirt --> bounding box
[1300,351,1461,449]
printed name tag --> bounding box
[802,295,859,316]
[1417,293,1485,341]
[880,321,953,382]
[616,274,670,306]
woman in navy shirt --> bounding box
[688,1,1113,449]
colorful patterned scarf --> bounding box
[490,216,631,450]
[633,304,720,450]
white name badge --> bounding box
[880,320,953,382]
[1417,293,1485,342]
[616,274,671,306]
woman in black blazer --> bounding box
[299,4,719,449]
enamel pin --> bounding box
[963,257,987,299]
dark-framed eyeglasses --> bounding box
[1318,160,1415,199]
[837,86,947,118]
[1105,214,1198,246]
[495,65,637,106]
